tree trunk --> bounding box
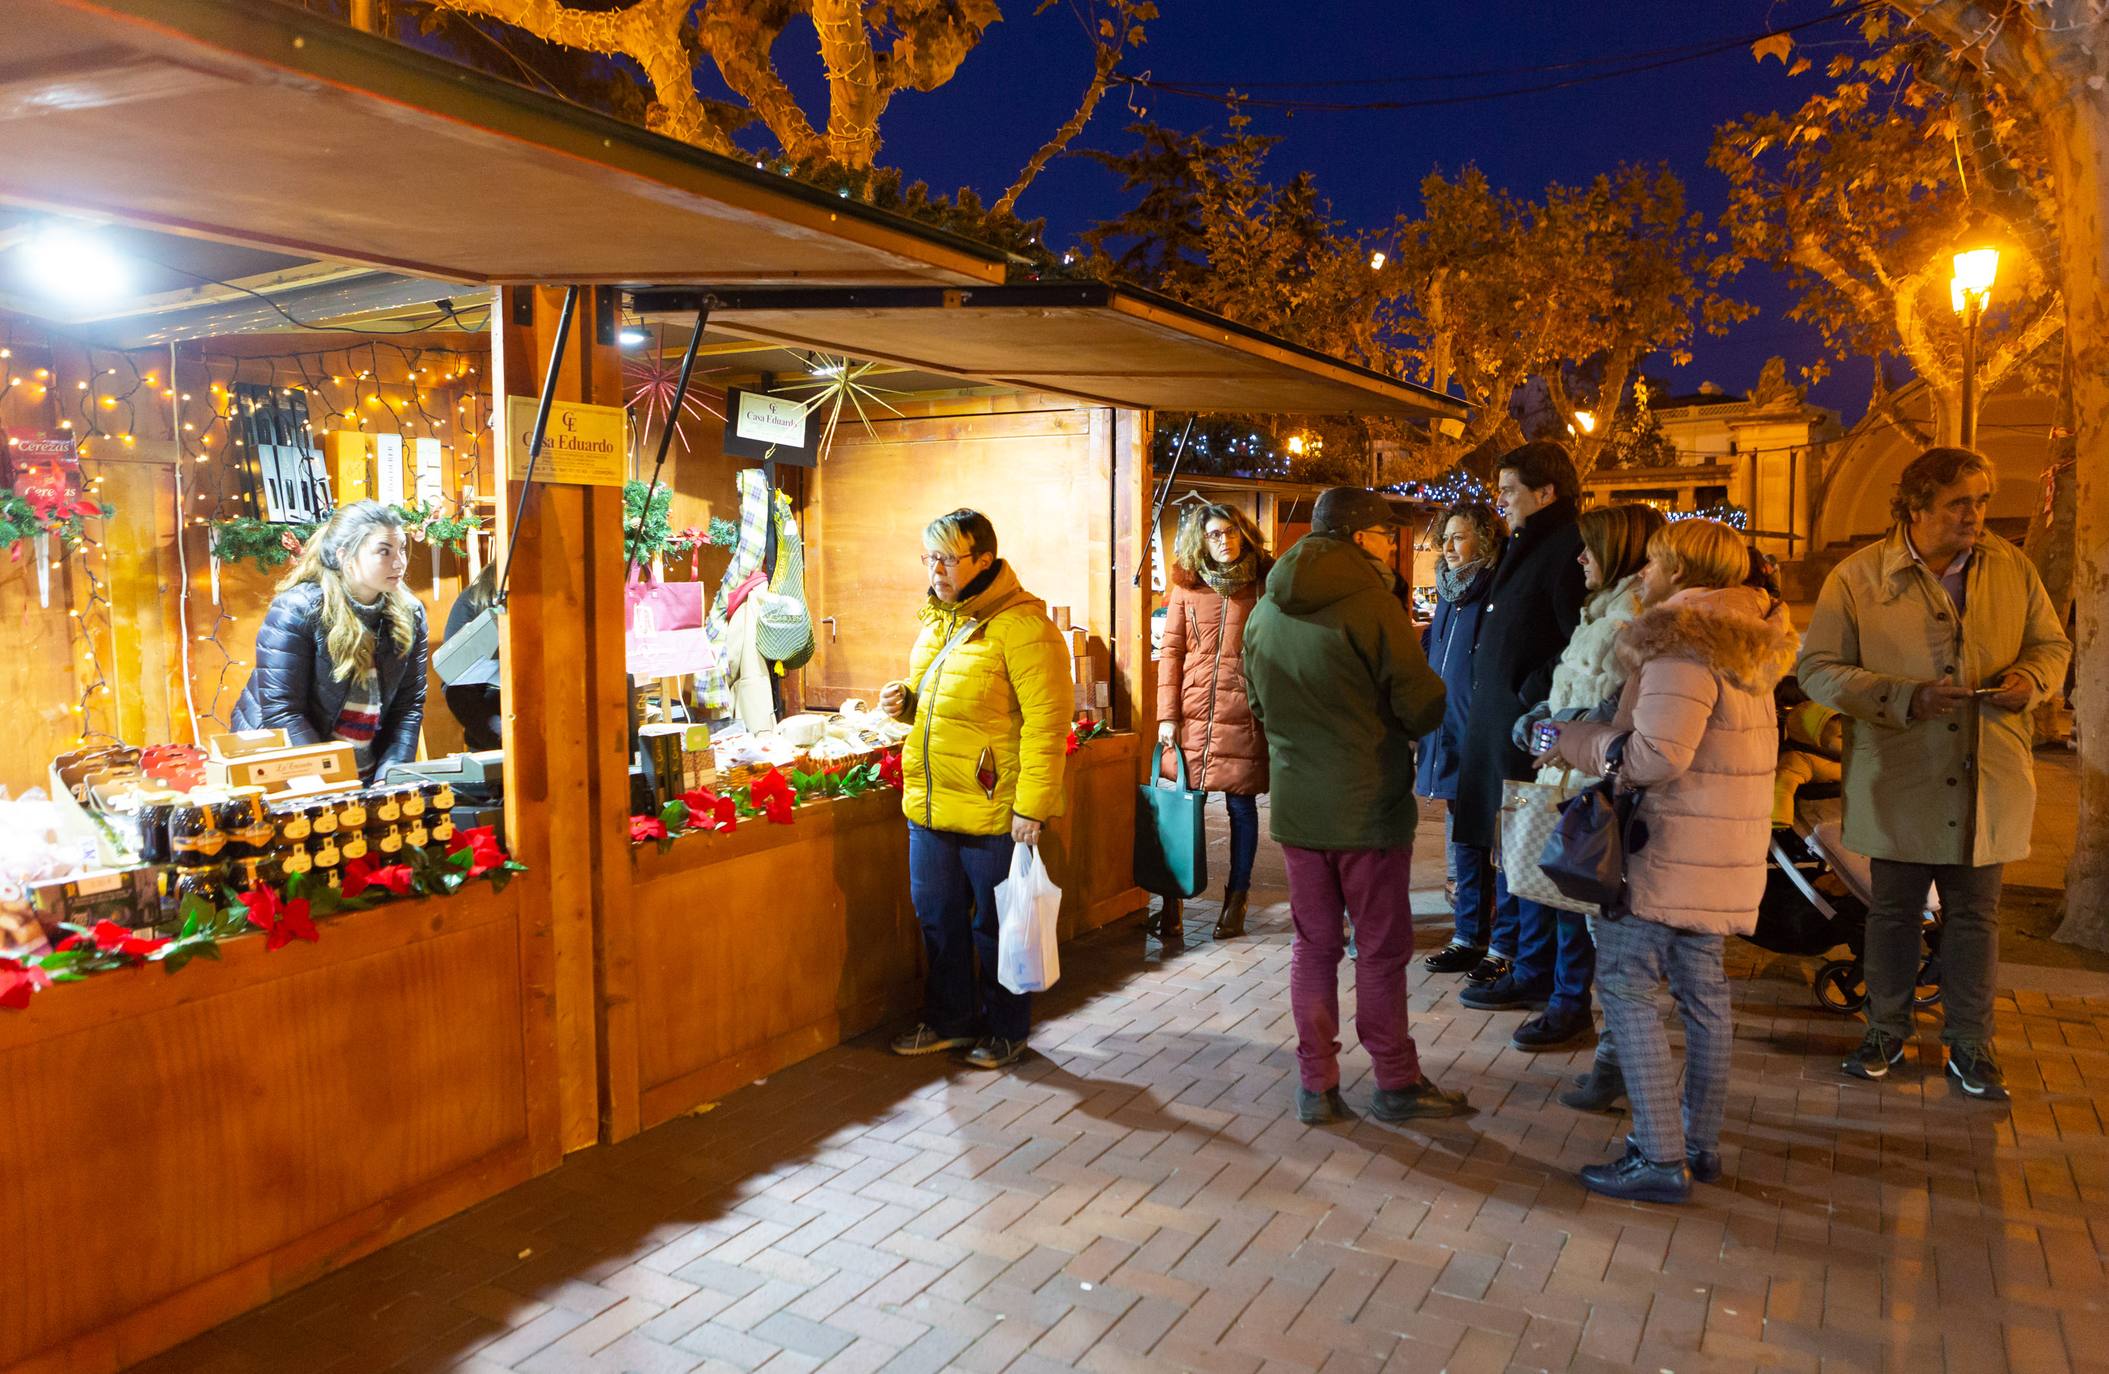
[2048,75,2109,948]
[810,0,883,168]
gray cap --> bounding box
[1312,487,1402,535]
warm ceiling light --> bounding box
[619,329,648,347]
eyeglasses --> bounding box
[920,553,967,569]
[1205,529,1239,541]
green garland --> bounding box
[208,503,486,573]
[623,479,737,566]
[1,488,110,555]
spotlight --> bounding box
[20,223,128,300]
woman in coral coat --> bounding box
[1154,504,1272,941]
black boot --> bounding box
[1151,897,1183,942]
[1558,1059,1626,1112]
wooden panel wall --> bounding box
[0,884,539,1374]
[801,394,1110,710]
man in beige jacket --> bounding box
[1798,446,2070,1102]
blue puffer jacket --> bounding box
[1413,563,1494,802]
[231,583,429,777]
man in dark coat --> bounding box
[1452,443,1595,1049]
[1243,487,1470,1128]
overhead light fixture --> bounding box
[1368,250,1387,270]
[619,328,647,347]
[19,223,128,301]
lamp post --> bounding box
[1951,247,1999,450]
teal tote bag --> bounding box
[1134,740,1209,899]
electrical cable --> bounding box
[126,250,491,337]
[1120,0,1885,113]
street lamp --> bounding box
[1573,410,1597,435]
[1951,247,1999,449]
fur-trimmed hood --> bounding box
[1616,584,1798,695]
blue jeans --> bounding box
[1222,793,1259,893]
[907,823,1029,1042]
[1510,895,1596,1018]
[1488,866,1522,961]
[1446,815,1495,948]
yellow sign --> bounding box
[505,396,627,487]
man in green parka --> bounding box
[1243,487,1471,1126]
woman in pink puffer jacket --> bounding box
[1541,519,1796,1206]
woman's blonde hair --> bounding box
[1172,503,1267,575]
[278,500,419,681]
[1580,503,1667,587]
[923,508,998,561]
[1646,518,1748,592]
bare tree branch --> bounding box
[995,1,1154,218]
[695,0,824,162]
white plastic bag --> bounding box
[996,842,1062,994]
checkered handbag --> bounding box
[1496,774,1599,915]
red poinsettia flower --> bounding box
[1064,728,1080,757]
[749,768,795,810]
[0,957,52,1011]
[279,530,304,555]
[447,825,507,877]
[239,885,318,951]
[630,814,668,843]
[342,853,414,898]
[680,789,738,834]
[878,749,904,791]
[88,918,171,958]
[761,793,795,826]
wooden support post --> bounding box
[1110,407,1153,739]
[495,285,632,1158]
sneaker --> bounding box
[1458,973,1551,1012]
[1422,942,1487,974]
[1369,1080,1473,1123]
[962,1036,1026,1070]
[1465,955,1512,986]
[1946,1044,2009,1101]
[1578,1145,1690,1204]
[1297,1086,1353,1124]
[1558,1059,1627,1112]
[891,1023,975,1057]
[1511,1006,1592,1052]
[1623,1133,1720,1184]
[1841,1028,1906,1081]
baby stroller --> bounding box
[1749,689,1944,1014]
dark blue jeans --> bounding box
[1446,814,1495,948]
[1488,866,1522,960]
[907,822,1029,1042]
[1222,792,1260,893]
[1511,894,1596,1018]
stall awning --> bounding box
[1,0,1005,288]
[643,284,1466,419]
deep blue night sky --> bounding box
[744,0,1878,423]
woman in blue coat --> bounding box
[1415,501,1509,975]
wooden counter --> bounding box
[605,733,1150,1138]
[0,880,558,1374]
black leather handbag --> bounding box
[1539,735,1647,913]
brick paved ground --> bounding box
[137,805,2109,1374]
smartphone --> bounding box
[1530,720,1562,754]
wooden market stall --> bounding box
[590,288,1464,1137]
[0,4,1004,1372]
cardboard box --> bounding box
[29,867,164,933]
[205,740,360,794]
[321,431,372,503]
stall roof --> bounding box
[1,0,1005,288]
[641,284,1467,420]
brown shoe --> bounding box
[1213,890,1249,940]
[1151,897,1184,941]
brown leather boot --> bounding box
[1152,897,1183,941]
[1213,890,1249,939]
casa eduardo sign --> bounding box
[505,396,627,487]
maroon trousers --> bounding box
[1283,844,1423,1092]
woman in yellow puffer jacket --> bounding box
[881,509,1072,1070]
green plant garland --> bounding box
[208,503,486,573]
[623,479,739,566]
